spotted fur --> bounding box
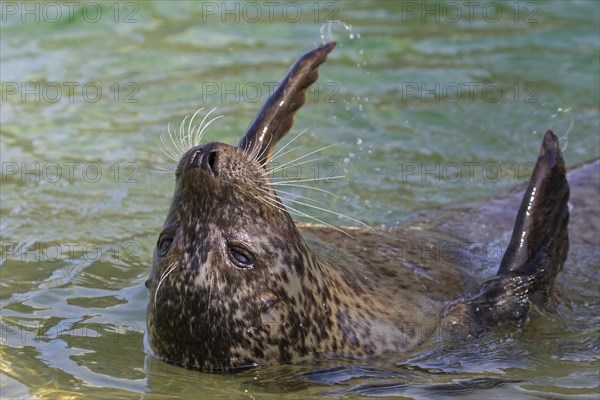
[145,43,569,372]
[146,142,464,371]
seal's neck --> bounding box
[272,235,377,358]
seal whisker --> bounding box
[265,157,326,180]
[260,180,368,231]
[263,145,337,177]
[153,173,176,184]
[187,107,206,147]
[262,146,304,173]
[267,182,339,198]
[255,133,276,164]
[268,128,310,163]
[269,175,345,184]
[178,115,192,152]
[244,137,257,160]
[191,108,222,146]
[157,149,178,172]
[160,123,186,163]
[245,133,263,161]
[155,162,177,176]
[159,134,178,164]
[254,191,287,212]
[255,189,356,236]
[274,201,356,237]
[158,132,187,174]
[256,186,328,206]
[177,121,189,155]
[157,109,225,177]
[168,121,188,159]
[154,261,178,309]
[157,123,188,174]
[245,137,262,162]
[195,114,223,147]
[278,197,371,230]
[164,121,186,161]
[271,142,335,166]
[254,188,285,206]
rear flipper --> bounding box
[452,130,570,330]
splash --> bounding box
[320,19,360,44]
[549,106,574,152]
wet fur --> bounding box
[146,43,571,371]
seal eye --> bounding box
[157,237,172,258]
[228,246,254,269]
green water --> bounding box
[1,1,599,398]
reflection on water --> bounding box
[1,1,599,398]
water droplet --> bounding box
[319,20,357,44]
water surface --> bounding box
[1,1,599,398]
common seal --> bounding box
[145,42,570,371]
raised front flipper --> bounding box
[464,129,570,328]
[238,41,336,165]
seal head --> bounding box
[147,141,320,370]
[147,42,338,371]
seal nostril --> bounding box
[191,150,201,167]
[207,151,217,172]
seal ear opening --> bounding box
[238,42,336,165]
[468,129,570,327]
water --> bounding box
[1,1,599,398]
